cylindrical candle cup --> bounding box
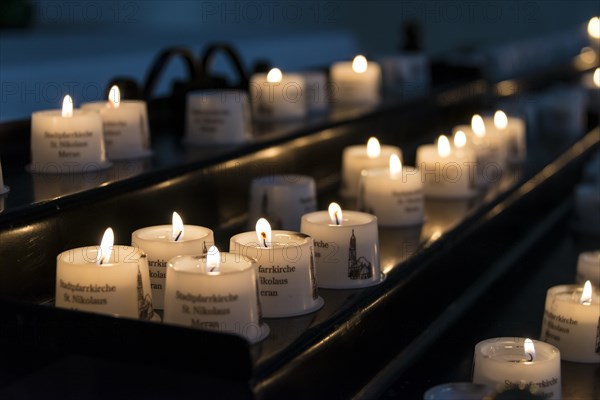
[132,225,214,310]
[416,144,477,198]
[249,72,307,120]
[300,210,382,289]
[163,253,269,344]
[577,251,600,287]
[55,245,155,320]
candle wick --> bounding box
[175,230,182,241]
[209,266,215,272]
[335,213,339,225]
[526,352,533,362]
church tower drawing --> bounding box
[347,229,373,280]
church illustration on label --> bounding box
[137,264,155,321]
[347,229,373,280]
[309,247,318,300]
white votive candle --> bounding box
[131,212,214,310]
[55,228,155,320]
[416,135,477,198]
[163,247,269,344]
[229,219,323,318]
[577,251,600,287]
[541,281,600,363]
[249,68,307,120]
[359,154,424,226]
[473,337,561,399]
[300,203,382,289]
[330,55,381,104]
[490,110,527,164]
[341,137,402,199]
[31,95,110,173]
[81,86,151,159]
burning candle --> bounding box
[131,212,214,310]
[341,137,402,199]
[359,154,424,226]
[55,228,156,320]
[491,110,527,164]
[415,135,477,198]
[577,251,600,287]
[30,95,110,173]
[330,55,381,104]
[541,281,600,363]
[452,115,505,186]
[300,203,382,289]
[249,67,307,120]
[229,218,323,318]
[473,337,561,399]
[163,246,269,343]
[82,86,152,160]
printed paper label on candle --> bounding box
[257,264,295,297]
[43,130,94,159]
[501,377,560,398]
[174,290,240,329]
[189,109,230,138]
[543,310,600,354]
[59,279,117,305]
[148,258,168,292]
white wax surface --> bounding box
[229,231,320,317]
[415,144,477,198]
[249,73,307,120]
[184,90,252,145]
[131,225,214,310]
[359,167,424,226]
[341,144,402,199]
[300,210,381,289]
[541,284,600,363]
[577,251,600,287]
[473,337,561,399]
[82,101,151,159]
[30,109,108,173]
[330,61,381,104]
[55,245,153,319]
[163,253,267,343]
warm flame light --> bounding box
[437,135,451,158]
[389,154,401,178]
[328,202,342,226]
[62,95,73,118]
[588,16,600,40]
[172,212,184,242]
[471,114,486,138]
[494,110,508,130]
[96,227,114,265]
[108,85,121,108]
[255,218,272,248]
[352,55,368,73]
[524,338,536,362]
[453,130,467,149]
[206,245,220,274]
[266,68,283,83]
[366,137,381,158]
[594,68,600,88]
[581,280,593,305]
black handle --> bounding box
[199,43,248,89]
[143,47,198,99]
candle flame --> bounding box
[255,218,272,248]
[352,55,368,73]
[96,227,114,265]
[328,202,343,225]
[453,130,467,149]
[594,68,600,88]
[437,135,451,158]
[266,68,283,83]
[108,85,121,108]
[494,110,508,130]
[588,16,600,40]
[389,154,401,178]
[581,280,593,305]
[62,95,73,118]
[206,245,220,274]
[471,114,486,138]
[366,137,381,158]
[172,212,184,242]
[524,338,536,362]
